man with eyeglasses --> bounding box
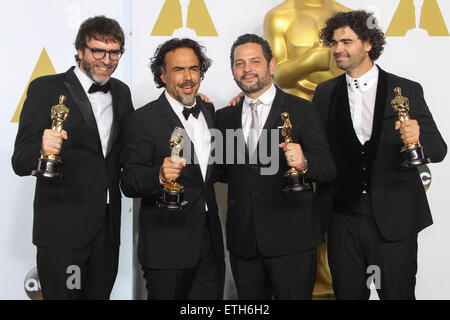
[12,16,134,299]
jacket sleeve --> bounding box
[300,102,336,183]
[213,108,228,184]
[410,82,447,163]
[119,111,162,198]
[12,80,52,176]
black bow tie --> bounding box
[182,105,200,120]
[88,81,111,94]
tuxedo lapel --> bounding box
[262,86,283,132]
[63,67,102,154]
[198,100,214,184]
[232,99,248,159]
[368,67,388,167]
[158,93,184,129]
[232,100,244,130]
[106,80,120,157]
[327,75,349,153]
[198,101,214,129]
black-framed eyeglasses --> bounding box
[86,45,123,61]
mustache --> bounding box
[334,53,349,58]
[95,62,113,68]
[240,72,259,81]
[178,80,196,87]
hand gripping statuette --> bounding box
[156,127,188,211]
[281,112,311,192]
[391,87,430,168]
[32,95,70,179]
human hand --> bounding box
[227,92,244,107]
[159,156,187,184]
[41,129,68,156]
[197,92,213,104]
[279,142,307,170]
[395,119,420,146]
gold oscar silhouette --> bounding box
[386,0,449,37]
[264,0,351,299]
[151,0,218,37]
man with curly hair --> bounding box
[313,10,446,299]
[120,38,225,299]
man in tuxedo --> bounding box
[12,16,134,299]
[313,10,447,299]
[216,34,336,299]
[120,38,225,300]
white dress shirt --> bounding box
[164,92,212,211]
[74,66,113,203]
[346,64,379,144]
[242,83,277,143]
[164,91,212,182]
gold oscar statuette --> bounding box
[264,0,350,101]
[156,127,188,211]
[32,95,70,179]
[391,87,430,167]
[281,112,312,192]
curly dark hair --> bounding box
[74,16,125,62]
[150,38,212,89]
[230,33,273,67]
[319,10,386,61]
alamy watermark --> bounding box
[173,128,281,176]
[66,265,81,290]
[366,265,381,290]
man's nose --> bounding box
[101,52,111,64]
[243,62,252,73]
[183,69,192,80]
[333,42,344,53]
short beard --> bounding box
[235,72,271,94]
[177,80,197,106]
[177,95,196,106]
[81,60,111,85]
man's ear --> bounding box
[269,58,275,76]
[77,48,84,61]
[364,41,373,55]
[160,69,167,85]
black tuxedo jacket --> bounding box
[120,93,225,269]
[12,67,134,249]
[216,86,336,258]
[313,66,447,241]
